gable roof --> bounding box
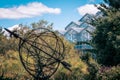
[64,26,84,36]
[73,21,82,26]
[79,13,94,22]
[64,13,95,36]
[65,21,82,30]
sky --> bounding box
[0,0,104,30]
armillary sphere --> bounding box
[4,27,71,80]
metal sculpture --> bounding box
[4,28,71,80]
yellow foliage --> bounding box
[0,35,89,80]
[63,38,88,74]
[0,50,31,79]
[52,38,88,80]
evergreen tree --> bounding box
[92,11,120,66]
[104,0,120,9]
[91,0,120,66]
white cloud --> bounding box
[77,4,99,16]
[0,2,61,19]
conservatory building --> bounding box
[62,13,95,50]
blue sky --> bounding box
[0,0,103,30]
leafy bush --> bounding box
[0,50,32,80]
[80,53,100,80]
[51,44,88,80]
[52,67,86,80]
[96,65,120,80]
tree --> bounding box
[92,11,120,66]
[90,1,120,66]
[104,0,120,9]
[31,20,53,30]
